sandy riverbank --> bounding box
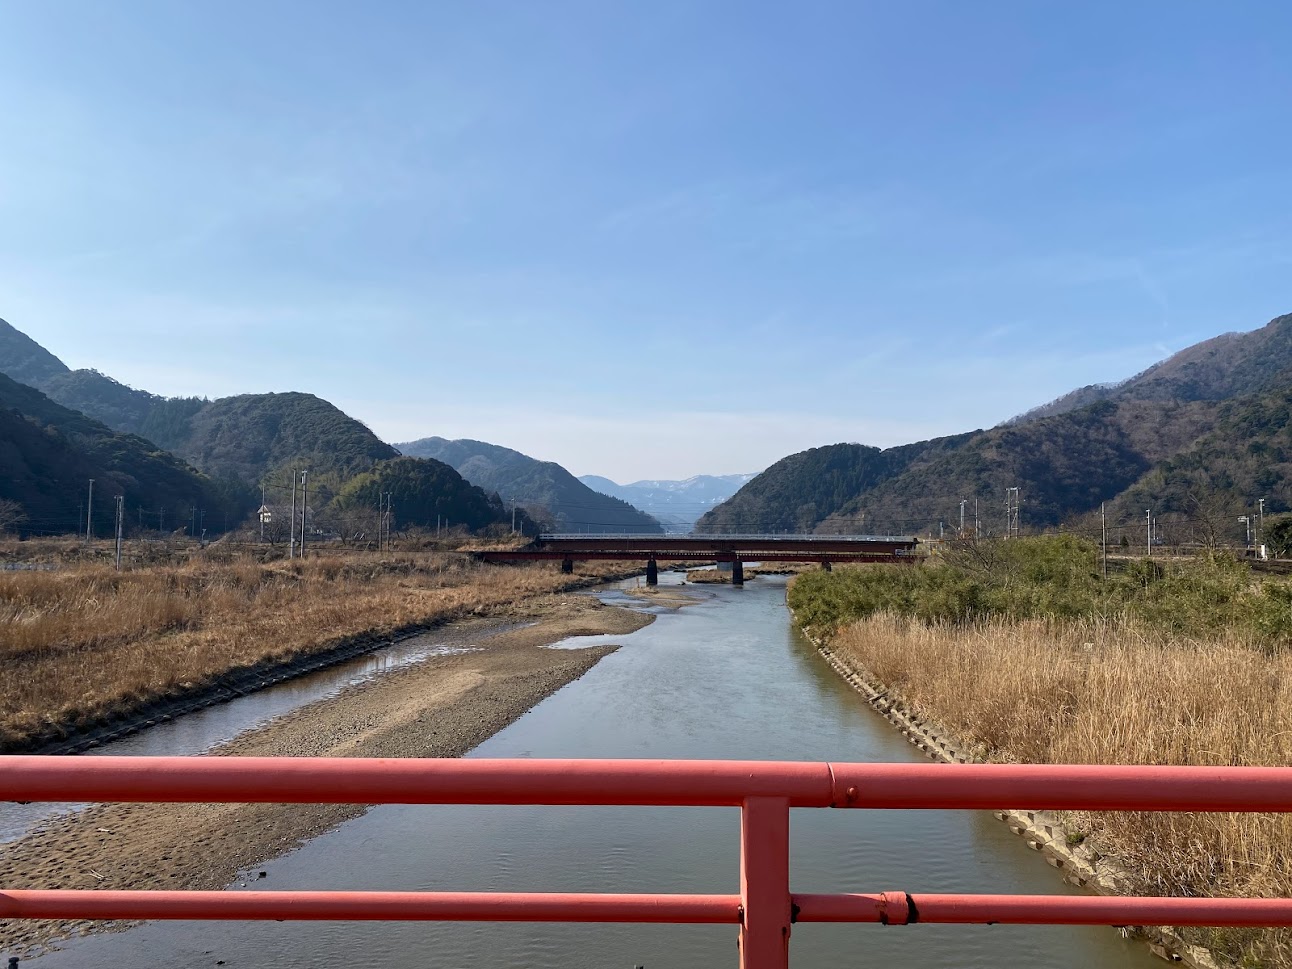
[0,594,650,956]
[623,585,709,608]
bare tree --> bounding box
[0,499,27,535]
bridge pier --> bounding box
[646,558,658,586]
[561,557,574,574]
[732,560,744,586]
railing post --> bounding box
[739,796,790,969]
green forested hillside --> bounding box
[818,399,1220,533]
[0,374,245,535]
[1105,385,1292,534]
[397,437,661,533]
[0,317,69,386]
[701,398,1223,536]
[329,456,524,535]
[174,392,398,485]
[35,368,206,443]
[696,438,969,532]
[1013,312,1292,423]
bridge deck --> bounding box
[473,534,919,564]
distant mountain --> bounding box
[579,473,757,532]
[813,399,1217,534]
[0,373,244,536]
[1010,312,1292,423]
[0,317,69,386]
[695,441,969,534]
[1103,385,1292,532]
[701,312,1292,538]
[397,437,661,533]
[0,320,400,510]
[175,392,398,487]
[0,317,196,440]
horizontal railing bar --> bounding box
[7,890,1292,928]
[6,758,1292,812]
[0,757,832,807]
[0,890,739,923]
[793,893,1292,927]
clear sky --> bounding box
[1,2,1289,481]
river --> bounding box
[28,573,1159,968]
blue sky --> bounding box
[1,2,1289,481]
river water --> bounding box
[29,574,1159,969]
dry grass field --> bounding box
[0,545,632,750]
[832,612,1292,967]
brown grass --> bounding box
[0,551,634,750]
[832,613,1292,966]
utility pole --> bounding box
[959,499,966,537]
[300,471,308,558]
[290,469,297,560]
[511,497,517,535]
[114,495,124,571]
[260,483,266,540]
[1101,503,1108,579]
[86,479,94,541]
[974,497,979,539]
[1004,487,1020,539]
[1146,509,1152,557]
[1259,498,1266,546]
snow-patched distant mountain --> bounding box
[578,473,759,533]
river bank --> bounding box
[0,593,651,956]
[794,595,1292,968]
[0,554,643,753]
[18,573,1161,969]
[796,611,1226,969]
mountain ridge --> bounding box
[396,437,662,533]
[703,311,1292,538]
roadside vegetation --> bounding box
[788,537,1292,968]
[0,540,630,752]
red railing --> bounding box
[5,756,1292,968]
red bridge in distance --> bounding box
[472,533,920,585]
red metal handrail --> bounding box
[4,756,1292,968]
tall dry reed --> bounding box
[0,554,624,749]
[833,613,1292,966]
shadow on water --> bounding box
[31,577,1162,969]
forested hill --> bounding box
[331,456,529,535]
[0,373,243,536]
[1103,383,1292,531]
[814,398,1218,533]
[0,320,399,497]
[0,317,69,386]
[175,393,398,485]
[397,437,662,533]
[700,399,1222,536]
[702,311,1292,538]
[0,317,201,440]
[1010,312,1292,424]
[696,438,971,533]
